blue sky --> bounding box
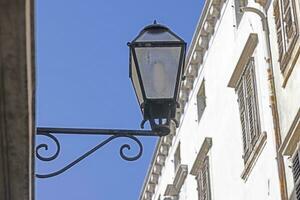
[36,0,203,199]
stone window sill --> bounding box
[241,131,267,181]
[164,164,188,196]
[279,109,300,156]
[228,33,258,88]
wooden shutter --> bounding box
[236,58,260,162]
[197,81,206,122]
[174,144,181,172]
[197,157,211,200]
[274,0,284,62]
[234,0,242,26]
[245,59,259,145]
[292,148,300,200]
[240,0,248,7]
[237,78,249,158]
[282,0,297,48]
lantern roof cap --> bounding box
[142,21,169,32]
[131,21,184,43]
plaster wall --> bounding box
[267,1,300,198]
[150,0,282,199]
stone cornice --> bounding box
[139,0,227,198]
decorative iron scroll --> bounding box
[36,128,157,178]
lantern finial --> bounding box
[153,20,157,24]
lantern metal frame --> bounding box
[36,22,186,179]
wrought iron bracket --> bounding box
[36,127,159,179]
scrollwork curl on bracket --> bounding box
[36,132,60,162]
[119,135,143,161]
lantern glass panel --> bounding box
[136,30,180,42]
[135,46,182,99]
[130,52,144,106]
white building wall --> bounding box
[138,0,294,199]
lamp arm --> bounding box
[35,127,158,178]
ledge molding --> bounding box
[190,137,212,176]
[228,33,258,88]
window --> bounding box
[236,58,260,162]
[234,0,248,26]
[197,80,206,122]
[191,138,212,199]
[273,0,299,72]
[196,156,211,200]
[292,146,300,200]
[164,164,188,199]
[174,143,181,172]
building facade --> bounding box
[139,0,300,199]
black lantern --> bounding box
[128,21,186,136]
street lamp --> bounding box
[128,21,186,136]
[36,21,186,178]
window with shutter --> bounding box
[197,80,206,123]
[283,0,297,47]
[292,147,300,200]
[196,156,211,200]
[274,1,285,61]
[273,0,299,72]
[234,0,248,26]
[236,58,260,163]
[174,143,181,173]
